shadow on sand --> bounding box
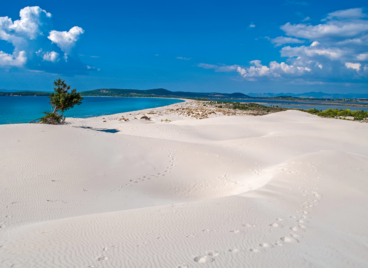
[75,126,120,133]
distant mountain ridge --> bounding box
[1,88,367,99]
[0,91,50,96]
[0,88,249,98]
[80,88,250,99]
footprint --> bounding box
[290,232,301,238]
[230,229,240,233]
[177,265,188,268]
[103,247,108,251]
[249,248,259,253]
[290,226,299,231]
[243,223,255,227]
[269,223,282,227]
[276,218,283,221]
[229,249,239,253]
[97,256,108,261]
[259,243,273,248]
[193,255,214,263]
[274,241,283,246]
[206,251,219,257]
[280,236,299,243]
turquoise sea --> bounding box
[0,96,184,125]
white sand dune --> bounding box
[1,103,368,267]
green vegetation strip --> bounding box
[209,101,286,113]
[306,108,368,121]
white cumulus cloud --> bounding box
[42,51,59,62]
[345,62,361,71]
[4,6,52,40]
[0,6,94,74]
[48,26,84,55]
[357,53,368,60]
[0,51,27,67]
[236,60,311,79]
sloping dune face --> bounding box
[1,110,368,267]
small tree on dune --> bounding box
[38,78,83,124]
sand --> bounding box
[1,100,368,267]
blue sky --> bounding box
[0,0,368,94]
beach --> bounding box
[1,100,368,267]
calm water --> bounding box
[0,97,184,124]
[214,99,368,111]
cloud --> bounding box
[281,17,368,40]
[0,6,94,75]
[48,26,84,55]
[345,62,361,71]
[236,60,311,79]
[177,56,191,60]
[326,8,367,20]
[272,36,305,46]
[0,51,26,67]
[248,22,256,28]
[42,51,59,62]
[200,8,368,82]
[198,63,239,72]
[1,7,52,41]
[357,53,368,60]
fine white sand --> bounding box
[1,101,368,267]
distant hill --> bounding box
[0,91,50,96]
[80,88,251,99]
[0,88,250,99]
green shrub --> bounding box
[39,112,65,124]
[38,79,83,124]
